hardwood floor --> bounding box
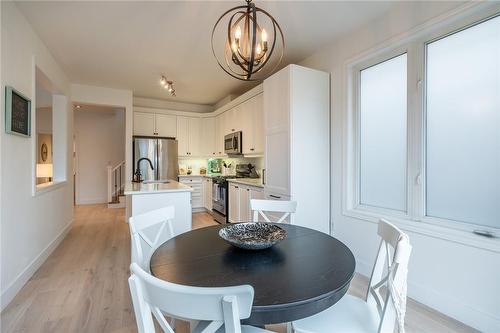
[1,206,478,333]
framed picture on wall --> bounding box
[5,86,31,137]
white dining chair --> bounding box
[292,219,412,333]
[128,262,274,333]
[129,206,175,332]
[129,206,175,272]
[250,199,297,223]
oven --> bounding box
[212,178,228,224]
[224,131,242,155]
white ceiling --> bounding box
[16,1,456,105]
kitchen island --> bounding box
[124,180,193,236]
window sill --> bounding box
[342,208,500,254]
[34,180,67,197]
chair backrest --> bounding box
[129,263,254,333]
[366,219,412,333]
[250,199,297,223]
[129,206,175,271]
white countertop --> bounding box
[124,180,193,195]
[227,178,264,188]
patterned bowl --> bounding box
[219,223,287,250]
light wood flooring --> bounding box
[1,205,479,333]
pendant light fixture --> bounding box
[211,0,285,81]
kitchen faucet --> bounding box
[133,157,154,183]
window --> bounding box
[348,13,500,235]
[359,54,407,212]
[425,15,500,228]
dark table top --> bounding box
[150,223,356,325]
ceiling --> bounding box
[16,1,453,105]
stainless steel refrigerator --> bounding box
[133,137,179,181]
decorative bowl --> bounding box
[219,223,287,250]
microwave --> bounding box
[224,131,242,155]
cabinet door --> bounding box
[215,114,224,156]
[176,116,189,156]
[224,108,238,134]
[204,178,213,210]
[251,94,264,154]
[239,100,254,155]
[264,69,290,195]
[228,183,240,223]
[188,117,202,156]
[155,114,177,138]
[134,112,155,136]
[201,117,216,157]
[239,186,250,222]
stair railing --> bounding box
[107,161,125,203]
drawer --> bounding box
[179,176,202,184]
[264,191,291,201]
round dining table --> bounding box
[150,223,356,326]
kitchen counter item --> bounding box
[219,222,287,250]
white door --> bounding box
[155,114,177,138]
[176,116,189,156]
[204,178,213,210]
[239,186,250,222]
[251,94,264,155]
[264,69,290,195]
[201,117,216,157]
[134,112,155,136]
[228,183,240,223]
[188,117,202,156]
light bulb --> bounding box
[261,29,267,42]
[231,41,238,53]
[255,43,262,56]
[160,77,166,86]
[234,25,242,39]
[164,84,170,90]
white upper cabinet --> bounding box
[134,112,156,136]
[134,112,177,137]
[176,116,189,156]
[215,114,224,156]
[177,116,202,157]
[240,93,263,155]
[201,117,216,157]
[188,117,201,156]
[155,114,177,137]
[264,68,291,195]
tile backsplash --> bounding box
[179,156,263,176]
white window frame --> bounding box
[343,3,500,252]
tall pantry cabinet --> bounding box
[263,65,330,233]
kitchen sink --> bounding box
[143,180,170,184]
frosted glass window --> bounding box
[359,54,407,211]
[426,16,500,228]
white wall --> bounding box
[1,2,73,310]
[71,84,133,182]
[74,107,125,204]
[299,2,500,332]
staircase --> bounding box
[107,161,125,208]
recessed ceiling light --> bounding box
[75,105,81,109]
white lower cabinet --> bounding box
[178,176,203,209]
[228,182,264,223]
[203,177,213,211]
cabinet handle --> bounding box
[250,148,254,151]
[262,169,266,185]
[235,186,239,189]
[270,195,281,199]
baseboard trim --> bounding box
[408,280,500,333]
[0,219,74,311]
[355,257,499,332]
